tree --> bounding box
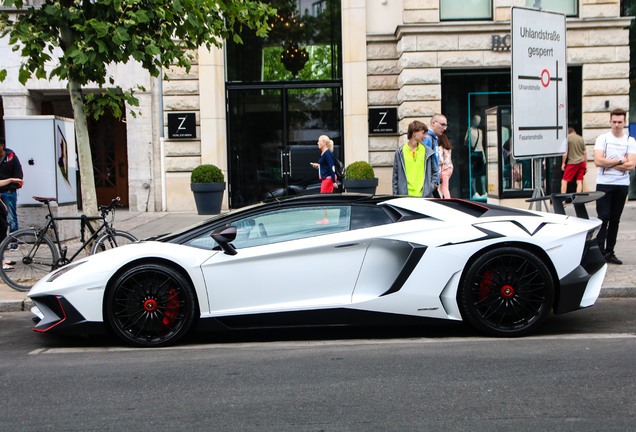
[0,0,274,215]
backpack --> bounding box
[334,159,344,184]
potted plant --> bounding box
[190,164,226,214]
[343,161,378,194]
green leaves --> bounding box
[88,20,110,38]
[83,85,142,119]
[112,26,130,44]
[18,68,30,85]
[145,44,160,56]
[2,0,275,118]
[66,46,87,63]
[133,10,150,24]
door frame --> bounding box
[87,108,129,206]
[226,80,343,208]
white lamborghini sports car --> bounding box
[28,194,607,347]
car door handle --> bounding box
[334,243,359,249]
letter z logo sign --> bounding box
[168,113,196,139]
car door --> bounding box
[198,205,372,315]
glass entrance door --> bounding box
[227,84,342,208]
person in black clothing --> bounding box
[0,137,24,234]
[0,176,24,269]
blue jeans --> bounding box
[0,191,18,233]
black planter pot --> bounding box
[343,178,378,195]
[191,182,226,215]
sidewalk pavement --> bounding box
[1,201,635,312]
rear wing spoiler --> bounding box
[526,192,604,220]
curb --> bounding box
[1,288,635,313]
[599,287,636,298]
[0,299,33,313]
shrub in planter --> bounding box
[343,161,378,194]
[345,161,375,180]
[190,164,226,215]
[191,164,224,183]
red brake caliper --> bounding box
[478,269,493,301]
[162,287,180,328]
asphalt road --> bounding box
[1,298,635,431]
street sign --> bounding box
[511,7,567,159]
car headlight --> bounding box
[47,261,87,282]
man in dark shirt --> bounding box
[422,113,447,197]
[0,137,24,233]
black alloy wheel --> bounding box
[458,247,554,336]
[106,263,197,347]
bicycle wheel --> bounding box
[91,230,137,254]
[0,229,59,292]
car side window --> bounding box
[350,205,393,229]
[184,206,351,250]
[232,206,351,248]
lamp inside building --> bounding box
[280,43,309,77]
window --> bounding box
[226,0,342,82]
[312,0,326,16]
[440,0,492,21]
[185,206,352,250]
[525,0,577,17]
[184,204,395,250]
[350,205,393,229]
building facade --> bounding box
[1,0,633,212]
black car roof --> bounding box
[261,193,393,207]
[156,194,393,242]
[157,195,539,243]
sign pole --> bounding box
[528,158,550,212]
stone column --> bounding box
[1,91,41,116]
[342,0,369,164]
[198,45,228,211]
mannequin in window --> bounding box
[465,114,487,198]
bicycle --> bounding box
[0,196,137,292]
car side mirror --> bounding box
[210,225,237,255]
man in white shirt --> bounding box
[594,108,636,264]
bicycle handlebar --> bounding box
[99,197,121,216]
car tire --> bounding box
[105,263,197,347]
[458,247,554,337]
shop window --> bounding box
[440,0,492,21]
[525,0,578,17]
[441,67,581,200]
